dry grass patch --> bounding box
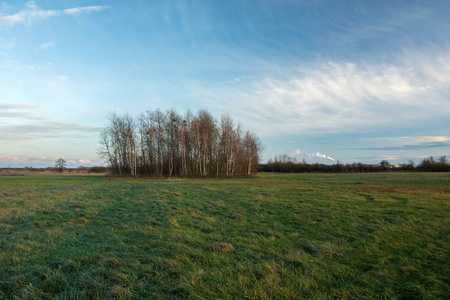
[208,242,234,252]
[99,257,121,268]
[109,285,133,299]
[68,217,89,225]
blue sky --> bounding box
[1,0,449,167]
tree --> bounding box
[438,155,450,172]
[97,113,137,176]
[55,158,67,171]
[380,160,390,170]
[243,131,263,175]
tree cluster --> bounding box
[98,109,263,177]
[259,155,449,173]
[417,156,449,172]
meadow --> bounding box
[0,173,449,299]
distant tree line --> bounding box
[0,166,106,173]
[98,109,263,177]
[259,155,449,173]
[417,155,450,172]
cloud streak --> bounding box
[356,143,450,151]
[63,6,108,16]
[0,103,101,140]
[353,136,450,151]
[365,136,450,144]
[0,123,101,140]
[0,1,108,27]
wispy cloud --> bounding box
[0,1,58,27]
[200,51,450,136]
[0,103,46,121]
[35,42,55,51]
[0,122,101,140]
[0,1,108,27]
[0,103,101,140]
[0,103,40,110]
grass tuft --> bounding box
[299,242,321,256]
[99,257,121,268]
[229,213,244,220]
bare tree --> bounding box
[97,112,137,176]
[243,131,263,175]
[220,114,234,177]
[55,158,67,171]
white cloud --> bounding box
[77,159,93,165]
[291,149,301,156]
[199,52,450,136]
[0,1,108,27]
[63,6,108,16]
[307,152,336,162]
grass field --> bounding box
[0,173,449,299]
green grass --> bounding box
[0,173,449,299]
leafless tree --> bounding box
[55,158,67,171]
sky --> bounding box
[1,0,449,168]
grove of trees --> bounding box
[98,109,263,177]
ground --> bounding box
[0,173,449,299]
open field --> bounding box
[0,173,449,299]
[0,168,105,176]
